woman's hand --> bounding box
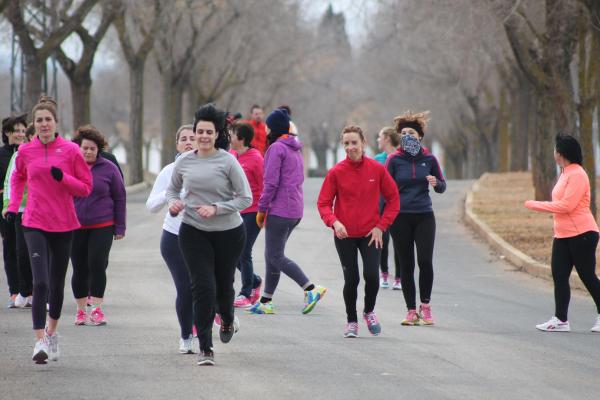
[367,227,383,248]
[168,200,184,216]
[196,205,217,218]
[114,234,124,240]
[256,212,266,228]
[426,175,437,187]
[332,220,348,239]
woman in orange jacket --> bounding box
[317,125,399,338]
[525,133,600,333]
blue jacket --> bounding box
[386,146,446,213]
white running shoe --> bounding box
[536,316,570,332]
[46,330,59,361]
[14,294,28,308]
[591,315,600,333]
[179,335,194,354]
[32,337,49,364]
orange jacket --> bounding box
[525,163,598,238]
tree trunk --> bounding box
[497,89,510,172]
[160,74,183,167]
[24,58,43,112]
[579,101,596,216]
[127,62,145,185]
[70,77,92,130]
[510,80,531,171]
[532,96,558,200]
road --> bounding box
[1,179,599,399]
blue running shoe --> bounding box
[302,286,327,314]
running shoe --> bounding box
[250,281,262,304]
[401,309,420,326]
[248,301,274,314]
[591,315,600,333]
[214,313,222,327]
[536,316,570,332]
[46,331,59,361]
[87,307,107,326]
[75,309,87,325]
[192,325,198,338]
[32,337,49,364]
[380,273,389,289]
[302,285,327,314]
[392,278,402,290]
[419,304,434,325]
[14,294,28,308]
[343,322,359,338]
[179,335,194,354]
[363,311,382,336]
[219,315,240,343]
[233,295,252,308]
[25,296,33,308]
[197,349,215,366]
[7,294,17,308]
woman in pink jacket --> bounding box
[525,133,600,333]
[5,95,93,363]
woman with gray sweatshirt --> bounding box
[166,104,252,366]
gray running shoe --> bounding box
[46,330,59,361]
[197,350,215,366]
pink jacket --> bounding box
[8,135,93,232]
[525,163,599,238]
[231,148,264,214]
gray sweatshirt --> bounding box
[166,149,252,232]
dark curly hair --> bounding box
[1,113,28,144]
[193,103,230,150]
[72,124,107,153]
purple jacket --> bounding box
[74,156,126,235]
[258,136,304,219]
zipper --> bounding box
[412,160,416,179]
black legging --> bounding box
[1,217,18,295]
[552,231,600,322]
[390,212,436,310]
[71,225,114,299]
[380,230,400,278]
[178,223,245,352]
[15,213,32,297]
[23,228,73,329]
[334,236,381,322]
[160,230,193,339]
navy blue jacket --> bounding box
[386,146,446,213]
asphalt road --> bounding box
[1,179,599,400]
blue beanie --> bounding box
[265,109,290,135]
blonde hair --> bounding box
[379,126,399,147]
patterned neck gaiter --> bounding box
[401,135,421,156]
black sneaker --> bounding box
[219,316,239,343]
[197,350,215,366]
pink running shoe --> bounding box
[214,313,221,327]
[233,295,252,308]
[249,282,262,304]
[87,307,107,326]
[419,304,434,325]
[401,309,419,326]
[75,309,87,325]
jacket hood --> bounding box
[278,135,303,151]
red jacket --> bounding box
[317,156,400,238]
[231,148,263,214]
[243,120,267,155]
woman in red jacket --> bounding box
[317,125,399,338]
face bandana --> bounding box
[401,134,421,156]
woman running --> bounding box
[3,122,35,309]
[374,126,401,290]
[166,104,251,366]
[147,124,197,353]
[229,122,264,308]
[387,111,446,326]
[248,108,327,315]
[6,95,92,364]
[70,125,126,326]
[525,133,600,333]
[317,125,399,337]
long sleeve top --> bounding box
[317,156,400,238]
[231,148,264,214]
[3,152,27,213]
[146,162,183,235]
[524,163,599,238]
[165,149,252,232]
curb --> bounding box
[125,181,149,195]
[463,175,587,291]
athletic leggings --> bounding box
[390,212,436,310]
[178,222,245,352]
[23,228,73,330]
[380,229,400,278]
[71,225,114,299]
[334,236,381,322]
[237,212,262,298]
[1,217,18,295]
[264,215,310,298]
[552,231,600,322]
[15,213,32,297]
[160,230,193,339]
